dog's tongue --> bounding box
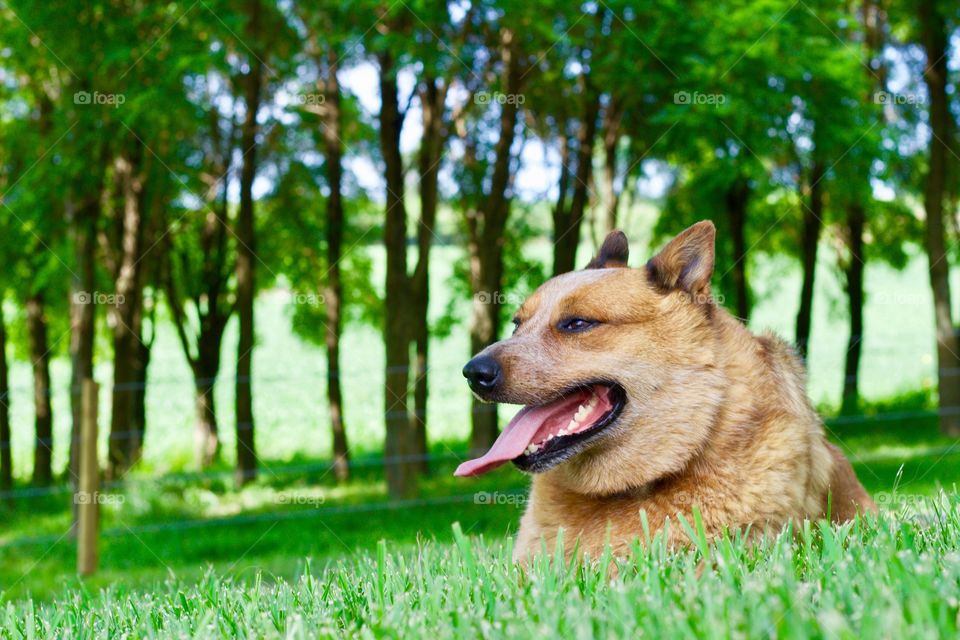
[454,389,594,477]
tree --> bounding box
[456,16,529,452]
[376,25,421,498]
[367,1,469,495]
[165,78,239,469]
[0,299,10,493]
[839,0,890,413]
[25,295,53,485]
[103,143,152,478]
[917,0,960,436]
[544,10,603,276]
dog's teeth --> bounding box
[567,419,578,430]
[575,405,589,421]
[588,395,598,408]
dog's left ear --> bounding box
[585,230,629,269]
[646,221,715,297]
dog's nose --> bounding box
[463,355,502,392]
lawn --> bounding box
[4,497,960,638]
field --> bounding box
[2,240,960,635]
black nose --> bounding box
[463,355,502,393]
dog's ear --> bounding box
[585,230,629,269]
[646,221,715,298]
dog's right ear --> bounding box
[646,221,716,298]
[585,230,629,269]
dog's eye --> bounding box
[557,317,598,333]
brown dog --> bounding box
[457,221,876,560]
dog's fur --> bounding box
[468,221,877,560]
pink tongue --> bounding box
[454,391,591,477]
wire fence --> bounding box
[1,356,959,568]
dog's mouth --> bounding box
[454,383,626,477]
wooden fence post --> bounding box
[77,378,99,577]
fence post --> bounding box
[77,378,99,577]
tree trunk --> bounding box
[410,77,445,474]
[127,302,151,467]
[69,197,100,488]
[107,150,146,479]
[602,96,623,233]
[841,0,887,412]
[468,254,504,452]
[919,0,960,436]
[553,90,601,276]
[322,47,350,483]
[26,294,53,486]
[841,204,866,414]
[468,28,523,451]
[795,160,825,360]
[166,208,232,469]
[551,134,572,263]
[194,350,221,467]
[0,302,10,493]
[725,177,751,321]
[378,50,418,499]
[235,0,263,485]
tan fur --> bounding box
[471,222,877,561]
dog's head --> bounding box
[455,221,726,495]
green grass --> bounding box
[4,499,960,638]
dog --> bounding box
[456,221,877,560]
